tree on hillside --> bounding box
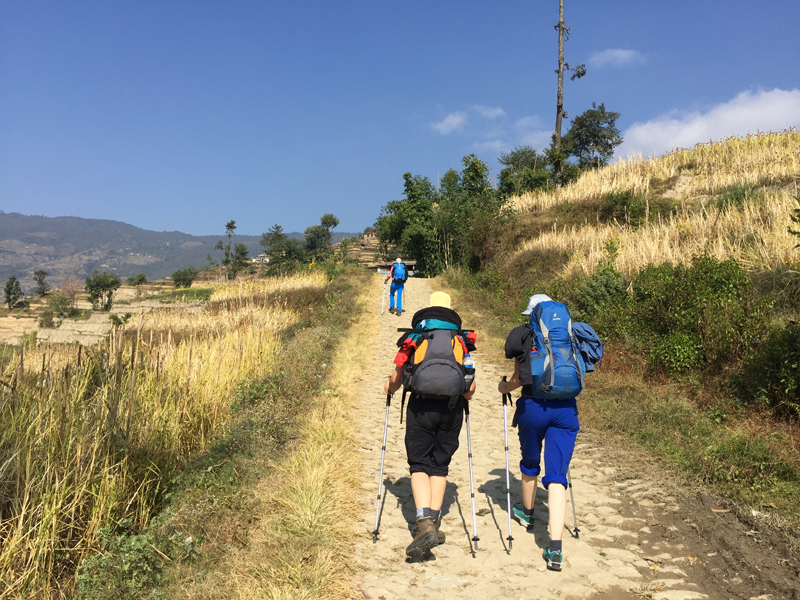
[260,224,309,273]
[212,220,249,279]
[33,269,51,296]
[85,270,121,311]
[562,102,622,169]
[126,273,148,287]
[552,0,586,186]
[4,276,23,309]
[376,155,510,275]
[304,214,339,262]
[172,266,199,288]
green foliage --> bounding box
[788,194,800,248]
[211,220,249,279]
[601,189,646,226]
[126,273,147,287]
[33,269,50,296]
[375,155,510,276]
[171,266,199,289]
[497,146,552,197]
[48,293,71,317]
[4,275,23,309]
[739,322,800,419]
[649,332,703,373]
[85,270,121,311]
[76,517,201,599]
[109,312,132,327]
[562,102,622,170]
[38,309,56,328]
[630,255,762,371]
[573,261,628,326]
[712,183,760,211]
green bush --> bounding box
[739,322,800,419]
[38,309,56,328]
[649,332,703,373]
[574,261,628,323]
[47,293,71,317]
[600,189,646,226]
[712,183,760,211]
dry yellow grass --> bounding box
[518,189,799,278]
[0,272,328,599]
[513,130,800,214]
[505,131,800,278]
[167,272,377,600]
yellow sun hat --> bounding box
[429,291,451,308]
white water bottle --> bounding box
[463,354,475,386]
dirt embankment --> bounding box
[349,275,800,600]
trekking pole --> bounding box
[373,393,392,543]
[501,377,515,549]
[400,388,407,424]
[380,283,386,315]
[464,398,480,551]
[567,468,580,539]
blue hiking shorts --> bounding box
[515,396,579,489]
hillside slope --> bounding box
[0,212,358,290]
[506,130,799,281]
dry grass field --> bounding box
[508,130,800,279]
[0,272,330,598]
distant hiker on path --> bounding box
[498,294,602,572]
[383,258,407,315]
[384,291,477,560]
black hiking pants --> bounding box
[405,394,464,477]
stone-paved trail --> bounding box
[350,275,795,600]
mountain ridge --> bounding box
[0,212,359,291]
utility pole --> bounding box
[552,0,585,187]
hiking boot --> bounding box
[411,517,446,544]
[389,307,396,314]
[434,520,446,544]
[406,517,439,559]
[543,547,563,571]
[512,503,533,528]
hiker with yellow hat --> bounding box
[384,291,478,559]
[383,258,408,315]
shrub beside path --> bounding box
[349,276,750,600]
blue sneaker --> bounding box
[511,503,533,528]
[543,547,563,571]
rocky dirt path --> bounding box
[350,275,799,600]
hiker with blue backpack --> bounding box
[383,258,408,315]
[498,294,602,571]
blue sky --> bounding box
[2,1,799,236]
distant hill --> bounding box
[0,213,359,291]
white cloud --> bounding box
[474,105,506,119]
[515,116,542,129]
[617,88,800,159]
[432,112,467,134]
[588,48,645,68]
[472,140,509,153]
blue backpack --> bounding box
[527,301,589,400]
[392,262,407,284]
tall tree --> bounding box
[4,276,23,309]
[85,270,121,311]
[33,269,50,296]
[553,0,586,186]
[563,102,622,169]
[213,220,247,279]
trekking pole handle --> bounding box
[501,376,508,406]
